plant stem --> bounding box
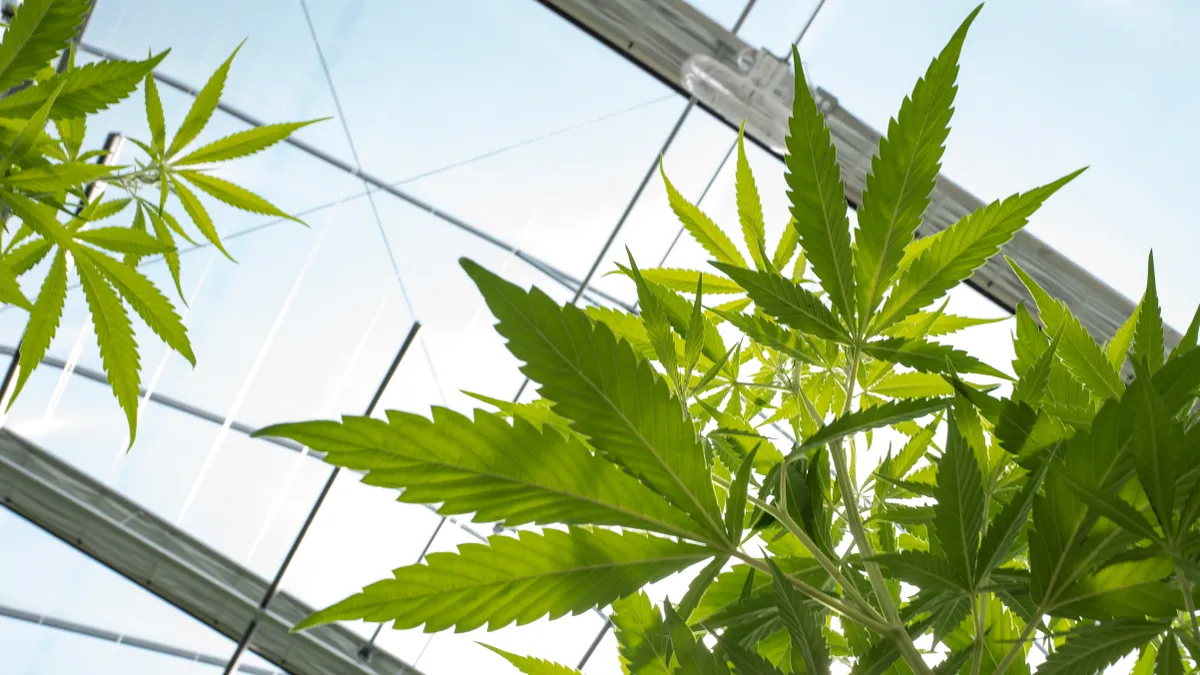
[970,592,986,675]
[730,550,892,634]
[1177,568,1200,644]
[830,346,932,675]
[989,616,1038,675]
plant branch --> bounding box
[1177,567,1200,645]
[829,345,932,675]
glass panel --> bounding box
[0,512,246,674]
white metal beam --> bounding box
[536,0,1174,346]
[0,430,422,675]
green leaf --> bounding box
[665,602,730,675]
[892,417,938,479]
[634,267,746,294]
[144,207,185,299]
[76,253,141,444]
[735,124,767,269]
[75,225,174,256]
[171,174,233,259]
[176,169,297,221]
[0,0,89,91]
[77,247,195,366]
[1156,634,1184,675]
[1170,303,1200,362]
[975,466,1043,582]
[772,218,799,271]
[1129,366,1183,537]
[871,371,953,398]
[53,115,85,160]
[464,259,726,542]
[167,44,241,157]
[7,249,66,406]
[480,644,581,675]
[862,337,1010,380]
[710,310,820,366]
[933,410,985,589]
[931,648,973,675]
[1013,330,1059,406]
[628,252,680,388]
[799,397,949,452]
[1133,643,1158,675]
[872,169,1083,333]
[677,556,729,623]
[6,237,53,276]
[854,7,976,317]
[0,78,65,175]
[871,551,967,593]
[684,278,706,382]
[0,53,168,120]
[710,262,848,342]
[1052,468,1160,546]
[144,73,166,152]
[612,591,670,675]
[173,119,319,165]
[661,162,745,267]
[2,162,114,192]
[881,311,1004,340]
[785,48,856,327]
[767,558,830,675]
[1009,258,1125,400]
[1106,302,1140,370]
[254,409,707,538]
[296,527,711,631]
[1133,253,1165,374]
[1053,557,1177,619]
[0,260,32,310]
[726,447,756,542]
[712,631,785,675]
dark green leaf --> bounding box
[1156,633,1184,675]
[933,410,985,589]
[871,551,967,593]
[710,309,820,366]
[665,602,730,675]
[1035,619,1164,675]
[726,447,757,542]
[863,337,1010,380]
[1133,253,1165,374]
[767,558,830,675]
[1169,303,1200,362]
[677,556,730,624]
[711,262,848,342]
[975,466,1043,582]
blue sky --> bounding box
[0,0,1195,673]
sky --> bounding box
[0,0,1196,673]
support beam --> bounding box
[535,0,1175,346]
[0,430,422,675]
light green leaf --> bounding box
[854,6,976,317]
[725,447,756,542]
[870,371,953,398]
[0,78,65,175]
[1106,302,1140,369]
[684,278,705,382]
[871,551,966,593]
[612,591,670,675]
[676,556,729,623]
[1133,253,1164,373]
[711,262,848,342]
[1008,258,1124,400]
[735,124,767,269]
[661,162,745,267]
[8,249,66,406]
[799,396,950,452]
[177,169,297,221]
[173,119,319,165]
[633,267,746,294]
[464,259,726,542]
[891,416,938,479]
[481,644,581,675]
[584,305,652,360]
[462,391,576,436]
[1053,557,1177,619]
[6,237,53,276]
[295,528,711,632]
[143,207,185,299]
[54,115,85,160]
[772,218,799,271]
[0,0,90,91]
[710,309,820,366]
[873,169,1083,333]
[76,225,174,256]
[767,559,830,675]
[2,162,114,192]
[933,410,985,589]
[255,408,707,538]
[881,310,1004,339]
[76,253,141,444]
[167,44,241,157]
[171,174,233,259]
[0,260,32,310]
[77,247,194,366]
[1133,643,1158,675]
[785,47,856,327]
[144,72,166,152]
[1012,330,1059,406]
[628,252,680,388]
[862,337,1010,380]
[0,52,167,120]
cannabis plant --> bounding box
[261,5,1200,674]
[0,0,311,443]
